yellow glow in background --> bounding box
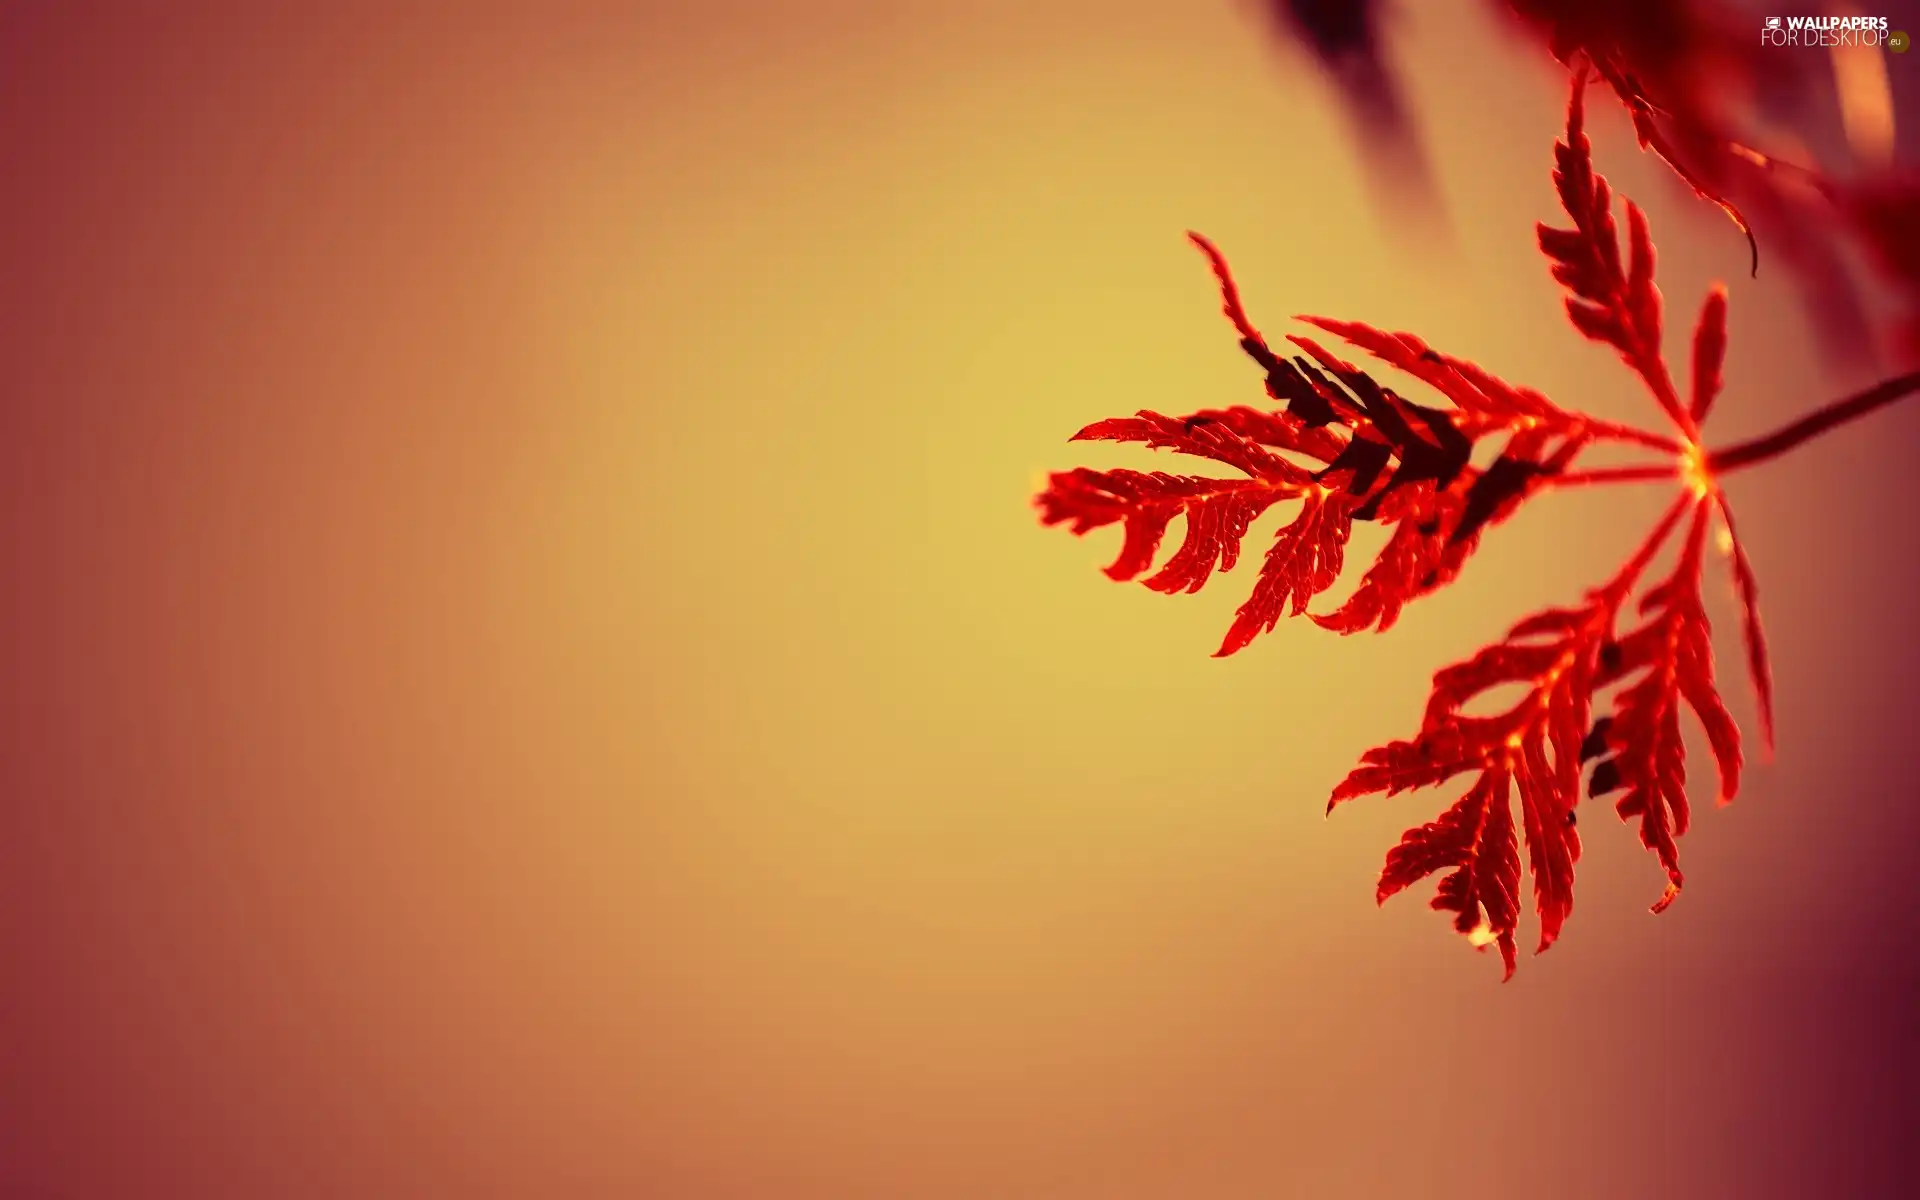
[1,2,1915,1196]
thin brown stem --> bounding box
[1709,369,1920,474]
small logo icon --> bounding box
[1891,29,1911,52]
[1765,17,1781,29]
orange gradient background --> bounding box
[2,3,1916,1197]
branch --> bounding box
[1709,370,1920,474]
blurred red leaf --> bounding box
[1259,0,1920,371]
[1259,0,1446,229]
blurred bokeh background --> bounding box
[1,2,1915,1197]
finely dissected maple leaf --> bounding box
[1036,70,1920,978]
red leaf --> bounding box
[1537,71,1691,434]
[1331,591,1611,968]
[1624,200,1663,352]
[1293,315,1580,434]
[1186,231,1268,351]
[1329,495,1696,973]
[1542,70,1727,450]
[1038,236,1583,654]
[1031,70,1875,976]
[1689,284,1729,423]
[1515,729,1578,951]
[1216,489,1354,657]
[1587,502,1742,912]
[1714,499,1775,755]
[1035,468,1293,585]
[1377,769,1523,979]
[1071,410,1322,481]
[1310,480,1490,634]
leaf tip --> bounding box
[1650,878,1683,915]
[1213,621,1255,659]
